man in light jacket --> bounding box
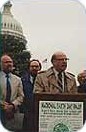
[33,51,77,94]
[0,54,24,131]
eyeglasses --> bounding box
[55,58,69,61]
[30,65,40,68]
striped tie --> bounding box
[58,72,63,91]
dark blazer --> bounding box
[21,71,36,131]
[77,82,86,93]
[21,71,36,112]
[21,72,35,100]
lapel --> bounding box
[27,74,33,91]
[0,72,6,99]
[9,73,14,100]
[64,72,72,92]
[25,72,33,85]
[22,72,33,91]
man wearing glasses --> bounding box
[33,51,77,93]
[21,59,42,131]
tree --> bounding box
[1,34,31,76]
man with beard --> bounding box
[0,54,24,131]
[21,59,42,131]
[33,51,77,93]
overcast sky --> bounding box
[11,0,86,76]
[0,1,86,132]
[1,0,86,76]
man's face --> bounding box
[53,53,68,72]
[78,72,86,85]
[1,55,13,73]
[29,61,41,75]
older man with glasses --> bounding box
[33,51,77,94]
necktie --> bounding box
[5,74,11,102]
[58,72,63,91]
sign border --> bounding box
[34,93,86,132]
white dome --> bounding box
[1,1,24,38]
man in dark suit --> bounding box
[21,59,42,131]
[77,70,86,93]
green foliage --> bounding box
[1,34,31,76]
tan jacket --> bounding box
[0,71,24,108]
[33,67,77,94]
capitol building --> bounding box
[0,1,31,75]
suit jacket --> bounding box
[21,72,36,113]
[33,67,77,94]
[77,82,86,93]
[21,72,35,100]
[0,71,24,108]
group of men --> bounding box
[0,51,86,131]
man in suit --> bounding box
[33,51,77,93]
[21,59,42,100]
[0,54,24,131]
[77,70,86,93]
[21,59,42,131]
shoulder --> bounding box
[0,71,5,76]
[11,73,21,80]
[66,72,75,77]
[37,68,53,77]
[21,71,29,79]
[65,72,75,80]
[36,70,46,79]
[38,70,46,74]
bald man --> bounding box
[0,54,24,131]
[33,51,77,94]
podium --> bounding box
[33,93,86,132]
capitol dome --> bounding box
[0,1,30,76]
[1,1,26,40]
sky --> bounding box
[0,1,86,132]
[0,0,86,76]
[7,0,86,76]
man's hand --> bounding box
[3,102,15,120]
[3,102,14,112]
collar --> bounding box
[53,68,65,78]
[65,72,73,80]
[46,67,72,80]
[46,67,63,77]
[53,68,59,79]
[1,71,11,78]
